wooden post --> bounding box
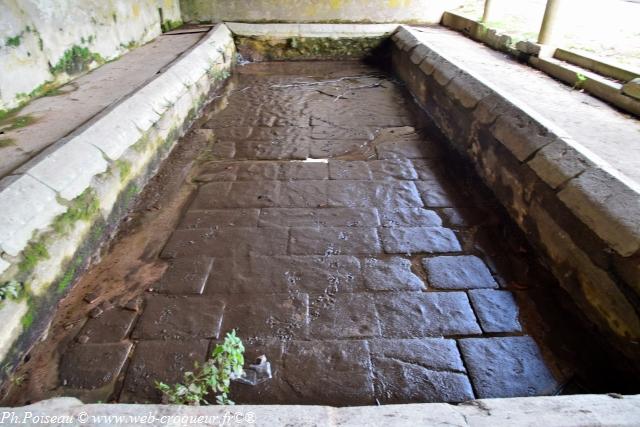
[538,0,565,45]
[482,0,497,23]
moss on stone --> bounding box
[119,183,141,211]
[1,115,35,132]
[52,189,100,235]
[116,159,132,183]
[0,138,16,148]
[56,264,76,293]
[20,310,34,329]
[50,45,104,75]
[161,19,183,33]
[235,36,386,61]
[19,242,49,273]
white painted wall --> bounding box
[181,0,464,24]
[0,0,181,112]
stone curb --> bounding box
[226,23,399,38]
[5,394,640,426]
[0,24,235,369]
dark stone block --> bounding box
[381,227,461,254]
[161,228,289,258]
[282,340,374,405]
[205,256,362,294]
[120,340,209,403]
[59,342,132,390]
[378,208,442,227]
[459,336,559,398]
[76,308,137,343]
[422,255,498,290]
[307,293,380,339]
[178,209,260,229]
[132,295,224,340]
[363,257,425,291]
[153,256,214,295]
[218,293,309,340]
[469,289,522,333]
[376,292,481,337]
[290,227,382,255]
[329,160,372,180]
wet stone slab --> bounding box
[459,337,559,398]
[177,209,260,229]
[375,292,481,337]
[415,180,474,208]
[218,293,309,340]
[422,255,498,290]
[370,338,474,403]
[205,256,362,295]
[372,127,436,157]
[363,257,425,291]
[469,289,522,333]
[75,308,138,343]
[380,227,462,254]
[161,228,289,258]
[120,340,210,403]
[289,227,382,255]
[328,160,372,180]
[282,340,375,406]
[328,181,423,208]
[59,342,132,390]
[152,256,214,294]
[307,293,381,339]
[131,295,224,340]
[369,159,419,180]
[378,208,442,227]
[279,162,328,180]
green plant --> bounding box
[50,45,104,75]
[0,281,22,300]
[6,35,21,47]
[156,330,245,405]
[575,72,588,89]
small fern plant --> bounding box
[156,330,245,405]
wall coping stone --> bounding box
[4,394,640,426]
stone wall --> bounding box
[227,23,398,61]
[390,26,640,367]
[180,0,464,24]
[0,0,182,113]
[0,25,235,381]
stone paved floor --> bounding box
[56,61,561,405]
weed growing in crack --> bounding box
[156,330,244,405]
[0,281,23,301]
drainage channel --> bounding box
[1,60,633,406]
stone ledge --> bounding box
[390,25,640,359]
[5,394,640,426]
[393,25,640,257]
[0,24,235,373]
